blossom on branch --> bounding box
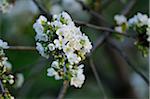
[128,13,150,57]
[114,14,128,33]
[0,39,24,99]
[0,39,14,99]
[33,12,92,88]
[114,13,150,57]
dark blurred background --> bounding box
[0,0,149,99]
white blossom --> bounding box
[136,13,148,26]
[128,15,138,26]
[81,34,92,53]
[33,21,44,34]
[47,68,57,77]
[146,27,150,42]
[0,38,16,98]
[51,21,63,28]
[10,96,15,99]
[128,13,149,27]
[114,15,127,25]
[15,73,24,88]
[78,64,84,74]
[51,60,59,69]
[114,13,150,43]
[0,39,9,49]
[71,64,85,88]
[63,44,74,54]
[71,73,85,88]
[147,19,150,26]
[54,73,62,80]
[8,74,14,85]
[128,13,150,42]
[9,79,14,85]
[47,68,62,80]
[113,12,150,57]
[115,26,123,33]
[66,53,80,64]
[36,42,49,58]
[48,43,55,51]
[9,74,14,79]
[53,11,75,26]
[33,15,49,42]
[35,33,48,42]
[54,39,62,50]
[3,60,12,71]
[37,15,47,24]
[61,11,72,22]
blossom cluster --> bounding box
[0,0,13,13]
[33,12,92,88]
[114,15,128,33]
[0,39,24,99]
[114,13,150,57]
[0,39,14,99]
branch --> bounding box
[8,46,36,51]
[32,0,137,39]
[57,80,69,99]
[108,40,149,85]
[76,0,111,25]
[32,0,134,39]
[87,33,109,98]
[87,32,109,57]
[6,31,107,52]
[6,28,107,53]
[89,58,107,99]
[6,20,135,52]
[100,0,114,11]
[121,0,136,16]
[32,0,52,20]
[75,20,135,38]
[0,79,5,94]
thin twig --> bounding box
[57,80,69,99]
[32,0,135,39]
[108,40,149,85]
[32,0,52,20]
[100,0,114,11]
[87,32,109,57]
[75,0,136,39]
[89,58,107,99]
[87,33,109,98]
[0,79,5,94]
[6,21,135,52]
[76,0,110,25]
[75,20,135,38]
[32,0,136,39]
[121,0,136,16]
[8,46,36,51]
[7,31,107,52]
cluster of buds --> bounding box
[114,13,150,57]
[0,39,14,99]
[33,12,92,88]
